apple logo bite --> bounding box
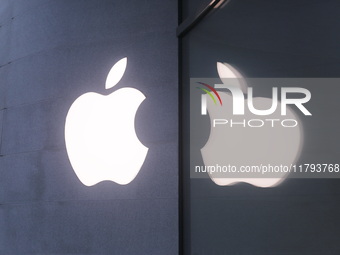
[201,62,303,188]
[65,57,148,186]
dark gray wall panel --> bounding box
[2,98,69,154]
[182,0,340,254]
[0,206,4,254]
[191,193,340,254]
[2,199,177,254]
[0,111,3,140]
[0,0,178,253]
[1,144,178,204]
[8,0,176,63]
[0,66,8,109]
[0,23,11,67]
[0,0,11,25]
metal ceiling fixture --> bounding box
[177,0,230,37]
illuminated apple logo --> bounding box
[65,57,148,186]
[201,62,303,188]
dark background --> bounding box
[0,0,178,254]
[181,0,340,254]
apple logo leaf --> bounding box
[217,62,248,94]
[105,57,128,89]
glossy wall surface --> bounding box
[0,0,178,254]
[181,0,340,254]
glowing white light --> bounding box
[65,58,148,186]
[201,63,303,188]
[105,57,127,89]
[217,62,247,93]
